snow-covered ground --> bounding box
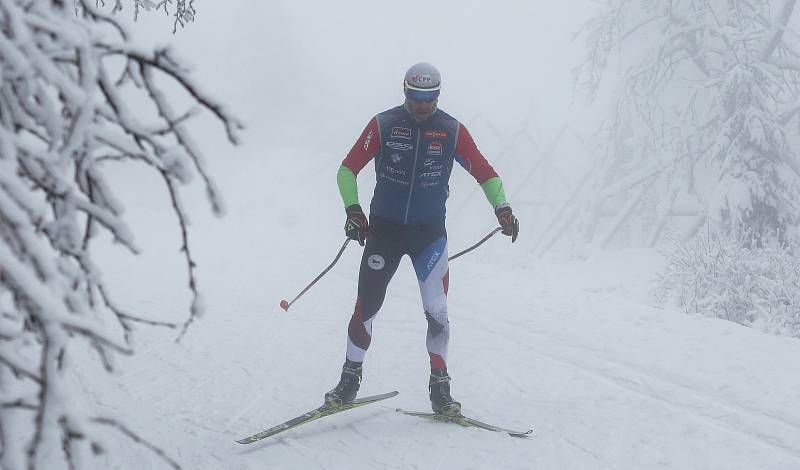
[79,146,800,470]
[65,3,800,469]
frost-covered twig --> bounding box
[761,0,798,60]
[98,0,194,33]
[92,417,182,470]
[160,170,202,341]
[0,0,243,468]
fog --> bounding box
[120,1,598,160]
[10,5,800,468]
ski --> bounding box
[395,408,533,437]
[235,391,398,444]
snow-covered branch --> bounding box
[100,0,196,33]
[0,0,243,468]
[760,0,797,61]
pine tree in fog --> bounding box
[576,0,800,247]
[0,1,242,468]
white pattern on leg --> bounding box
[416,243,450,368]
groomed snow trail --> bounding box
[85,152,800,470]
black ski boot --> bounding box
[324,360,362,407]
[429,368,461,416]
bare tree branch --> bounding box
[92,417,182,470]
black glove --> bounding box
[344,204,369,246]
[495,203,519,243]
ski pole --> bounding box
[280,227,499,311]
[448,227,503,262]
[280,238,351,311]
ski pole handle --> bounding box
[448,227,502,262]
[280,238,351,311]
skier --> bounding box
[325,62,519,416]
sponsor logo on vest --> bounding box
[363,129,373,151]
[419,170,442,178]
[391,127,412,140]
[424,158,445,169]
[368,255,385,270]
[425,130,448,139]
[379,173,411,185]
[387,141,413,151]
[391,153,402,164]
[427,141,442,156]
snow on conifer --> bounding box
[575,0,800,247]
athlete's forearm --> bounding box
[480,176,508,208]
[337,165,360,208]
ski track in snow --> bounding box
[466,306,800,460]
[89,254,800,470]
[85,160,800,469]
[384,261,800,470]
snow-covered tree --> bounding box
[575,0,800,248]
[0,1,242,468]
[655,230,800,337]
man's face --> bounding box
[406,97,438,122]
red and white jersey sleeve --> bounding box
[455,123,498,184]
[342,117,381,175]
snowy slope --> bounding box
[64,3,800,469]
[79,147,800,470]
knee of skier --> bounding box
[425,309,449,336]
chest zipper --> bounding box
[403,131,421,224]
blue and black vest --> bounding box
[370,105,461,225]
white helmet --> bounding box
[404,62,441,102]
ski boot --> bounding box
[429,368,461,416]
[324,360,362,407]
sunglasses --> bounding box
[405,88,440,102]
